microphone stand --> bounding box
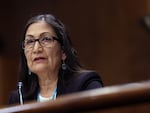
[17,82,24,105]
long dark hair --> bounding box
[18,14,82,98]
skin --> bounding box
[24,21,66,97]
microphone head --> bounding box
[17,82,23,87]
[140,15,150,32]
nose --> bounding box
[32,41,43,53]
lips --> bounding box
[33,57,46,62]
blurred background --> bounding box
[0,0,150,106]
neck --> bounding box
[39,74,58,97]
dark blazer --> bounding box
[9,71,103,105]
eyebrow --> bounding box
[25,35,34,39]
[25,32,55,38]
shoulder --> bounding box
[58,70,103,95]
[77,70,102,80]
[74,70,104,87]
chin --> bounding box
[32,65,49,73]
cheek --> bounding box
[47,48,63,63]
[24,51,32,66]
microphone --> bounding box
[17,82,24,105]
[140,15,150,32]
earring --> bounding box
[28,70,31,75]
[62,61,67,70]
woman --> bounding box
[9,14,103,104]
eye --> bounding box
[25,39,35,45]
[41,36,53,42]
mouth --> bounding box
[33,57,46,62]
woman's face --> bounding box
[24,21,66,75]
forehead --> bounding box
[25,21,56,37]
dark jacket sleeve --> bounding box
[57,71,103,95]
